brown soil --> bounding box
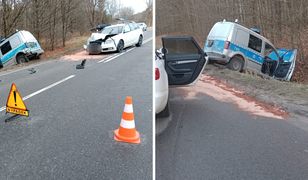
[61,50,109,61]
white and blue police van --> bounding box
[204,20,297,81]
[0,30,44,68]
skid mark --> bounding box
[181,75,288,119]
[61,50,110,61]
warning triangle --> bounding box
[6,83,29,116]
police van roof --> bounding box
[219,21,275,47]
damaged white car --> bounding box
[83,22,143,54]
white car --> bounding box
[138,23,147,31]
[84,22,143,54]
[155,36,208,117]
[155,49,169,116]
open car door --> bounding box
[274,48,297,81]
[162,36,207,85]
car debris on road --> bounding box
[76,59,86,69]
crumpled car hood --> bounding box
[276,48,297,63]
[88,33,107,42]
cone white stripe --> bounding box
[120,119,135,129]
[124,104,133,113]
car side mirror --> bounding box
[162,48,168,55]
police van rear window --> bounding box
[1,41,12,55]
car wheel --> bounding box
[117,40,124,53]
[157,101,170,118]
[228,56,244,72]
[136,35,143,47]
[16,54,29,64]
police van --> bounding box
[204,20,297,81]
[0,30,44,68]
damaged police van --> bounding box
[204,20,297,81]
[0,30,44,68]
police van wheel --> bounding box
[16,54,29,64]
[228,56,244,72]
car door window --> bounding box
[265,43,279,61]
[128,23,136,31]
[124,25,131,33]
[118,26,124,33]
[162,36,206,86]
[248,34,262,53]
[164,39,199,55]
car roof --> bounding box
[107,24,125,28]
[107,21,137,27]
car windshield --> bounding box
[101,26,123,35]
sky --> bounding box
[117,0,148,14]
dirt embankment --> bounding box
[204,64,308,119]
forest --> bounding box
[156,0,308,82]
[0,0,152,51]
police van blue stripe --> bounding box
[1,43,27,64]
[205,39,263,64]
[229,42,263,64]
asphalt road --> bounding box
[0,31,152,180]
[156,85,308,180]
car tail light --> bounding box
[155,68,160,80]
[224,41,230,49]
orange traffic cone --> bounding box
[114,96,140,144]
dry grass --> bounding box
[41,35,89,60]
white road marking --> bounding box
[98,37,153,64]
[0,61,52,77]
[0,75,75,112]
[97,54,118,63]
[104,51,131,63]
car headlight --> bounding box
[23,48,30,53]
[105,38,113,44]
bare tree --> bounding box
[156,0,308,82]
[119,7,134,19]
[0,0,151,53]
[1,0,27,36]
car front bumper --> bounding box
[24,48,44,58]
[86,42,117,54]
